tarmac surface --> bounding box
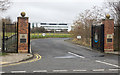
[1,38,120,74]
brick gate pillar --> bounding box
[17,12,29,53]
[102,14,114,53]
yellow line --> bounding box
[1,53,41,67]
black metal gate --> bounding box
[91,24,104,52]
[2,22,18,53]
[114,25,120,51]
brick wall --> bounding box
[18,17,29,53]
[102,19,114,53]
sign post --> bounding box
[77,36,81,39]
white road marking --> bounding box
[0,72,5,73]
[53,70,68,72]
[73,69,87,72]
[11,71,26,73]
[96,60,120,68]
[33,70,47,72]
[92,69,104,71]
[68,52,85,58]
[109,69,120,71]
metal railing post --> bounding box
[28,23,30,53]
[91,25,93,49]
[2,22,5,52]
[116,26,120,51]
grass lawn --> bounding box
[30,33,72,39]
[1,32,72,39]
[1,32,16,38]
[0,53,7,56]
[65,38,91,48]
[31,33,70,35]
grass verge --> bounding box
[0,53,8,56]
[30,34,72,39]
[65,38,91,48]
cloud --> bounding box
[3,0,104,23]
[11,0,104,3]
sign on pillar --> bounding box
[17,12,30,53]
[102,14,114,53]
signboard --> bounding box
[107,39,112,42]
[42,33,46,36]
[20,39,26,43]
[20,34,27,43]
[107,34,112,38]
[77,36,81,39]
[107,34,113,43]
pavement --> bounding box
[0,35,33,65]
[2,38,119,74]
[0,53,33,65]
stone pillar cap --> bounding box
[21,12,26,17]
[106,14,110,19]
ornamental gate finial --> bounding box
[21,12,26,17]
[106,14,110,19]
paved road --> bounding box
[2,38,119,73]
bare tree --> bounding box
[105,1,120,51]
[0,0,11,11]
[31,26,46,33]
[105,1,120,26]
[0,0,11,49]
[0,0,11,33]
[72,6,105,47]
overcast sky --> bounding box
[2,0,105,23]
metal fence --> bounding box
[114,25,120,51]
[2,22,18,53]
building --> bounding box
[31,22,71,32]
